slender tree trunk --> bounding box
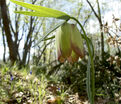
[0,16,6,63]
[86,0,104,60]
[27,49,31,65]
[20,16,33,66]
[97,0,104,60]
[43,21,46,63]
[100,25,104,60]
[22,41,32,65]
[0,0,18,63]
[2,33,6,63]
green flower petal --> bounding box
[55,23,72,60]
[71,24,85,58]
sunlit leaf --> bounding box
[10,0,70,20]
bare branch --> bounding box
[86,0,100,20]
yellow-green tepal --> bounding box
[55,22,84,63]
[70,24,84,58]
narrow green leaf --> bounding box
[33,21,66,47]
[87,37,94,57]
[15,11,69,20]
[81,34,94,57]
[44,35,55,41]
[86,57,92,103]
[10,0,70,20]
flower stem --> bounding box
[70,17,95,104]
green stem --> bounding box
[71,17,95,104]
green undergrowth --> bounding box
[0,54,121,104]
[0,64,86,104]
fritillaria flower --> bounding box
[55,22,84,63]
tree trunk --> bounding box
[20,17,33,66]
[2,33,6,63]
[0,0,18,63]
[100,25,104,60]
[86,0,104,60]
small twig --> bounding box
[86,0,100,20]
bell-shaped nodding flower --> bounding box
[55,23,84,63]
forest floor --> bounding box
[0,65,120,104]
